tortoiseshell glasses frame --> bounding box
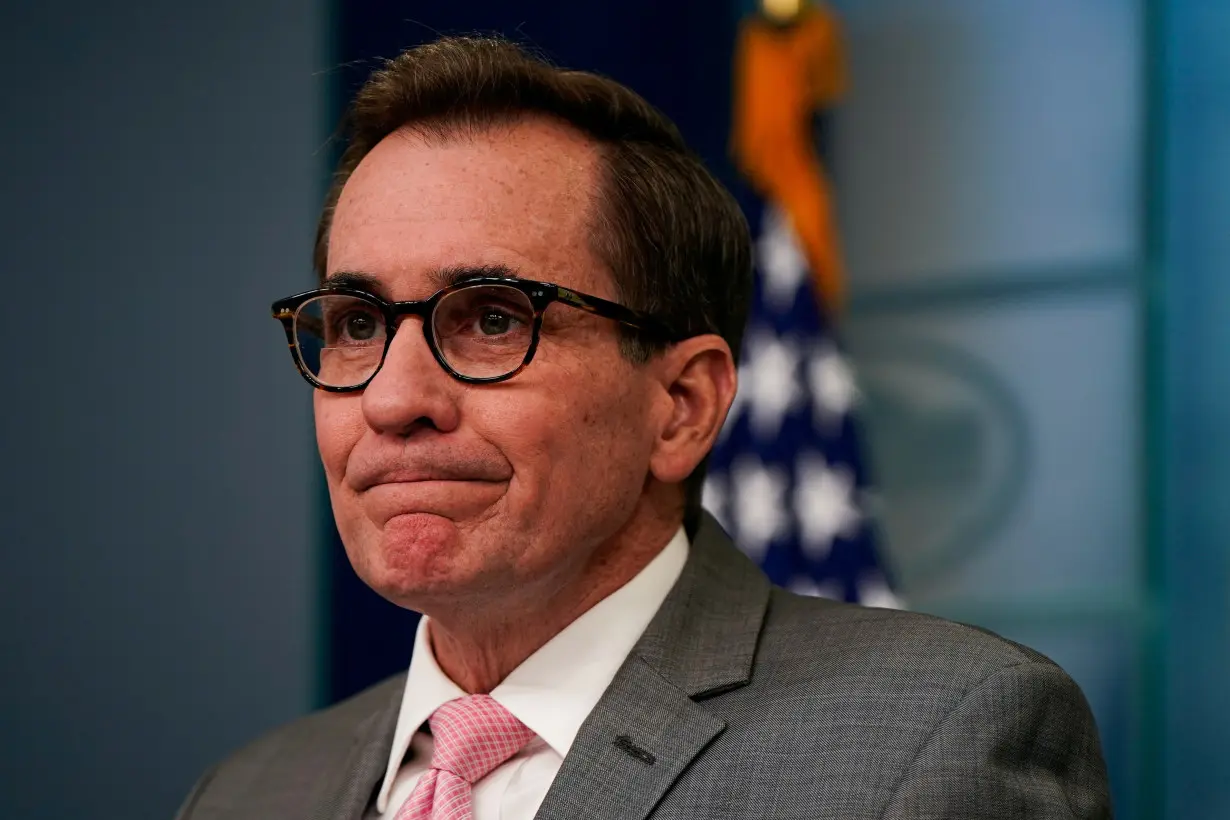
[271,276,677,392]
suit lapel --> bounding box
[532,656,726,820]
[631,513,770,698]
[534,513,771,820]
[310,675,404,820]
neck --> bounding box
[425,491,684,694]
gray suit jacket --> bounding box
[178,513,1112,819]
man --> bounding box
[178,36,1111,820]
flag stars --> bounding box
[857,576,903,610]
[731,457,790,562]
[794,455,862,560]
[702,203,895,609]
[789,576,844,601]
[756,205,809,311]
[739,331,803,439]
[702,474,730,531]
[808,343,859,428]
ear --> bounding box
[648,334,738,485]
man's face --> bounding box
[318,119,664,610]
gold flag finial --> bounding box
[761,0,803,24]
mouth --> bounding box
[360,477,508,523]
[370,476,505,489]
[353,464,512,492]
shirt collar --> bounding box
[375,526,689,812]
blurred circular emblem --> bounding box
[854,337,1030,592]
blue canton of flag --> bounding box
[703,203,899,607]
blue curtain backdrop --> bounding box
[326,0,743,704]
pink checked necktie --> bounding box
[395,694,536,820]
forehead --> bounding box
[328,118,609,297]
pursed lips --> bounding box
[355,470,510,523]
[362,469,504,487]
[351,461,512,492]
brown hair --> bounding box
[316,35,753,519]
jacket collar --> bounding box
[532,512,771,820]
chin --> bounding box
[349,513,481,607]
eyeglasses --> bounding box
[271,276,675,391]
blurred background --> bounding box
[2,1,1226,818]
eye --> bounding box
[435,285,534,344]
[319,299,384,345]
[477,309,518,336]
[340,310,380,341]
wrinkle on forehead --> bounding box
[328,116,614,297]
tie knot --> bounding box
[427,695,536,784]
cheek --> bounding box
[583,391,654,471]
[520,371,653,495]
[314,394,364,479]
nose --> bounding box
[360,317,461,436]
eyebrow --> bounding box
[322,270,385,293]
[322,263,525,297]
[435,264,523,288]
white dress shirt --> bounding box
[375,527,689,820]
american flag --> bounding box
[703,202,899,607]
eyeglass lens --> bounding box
[293,285,537,387]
